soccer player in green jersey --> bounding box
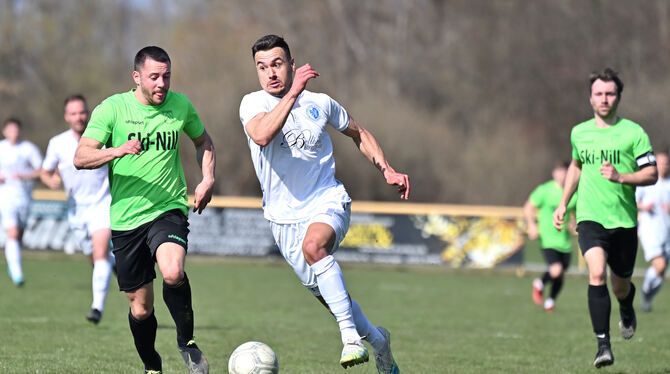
[74,46,215,374]
[524,161,576,312]
[553,68,657,369]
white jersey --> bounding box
[0,139,42,203]
[636,176,670,245]
[42,129,111,208]
[239,89,351,223]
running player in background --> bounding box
[553,68,657,368]
[636,150,670,312]
[240,34,406,373]
[524,161,576,312]
[41,94,114,324]
[0,118,42,287]
[74,46,215,374]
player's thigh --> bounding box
[607,227,637,278]
[271,221,318,292]
[640,236,664,262]
[1,202,28,236]
[91,228,111,261]
[308,200,351,253]
[147,210,189,282]
[112,222,156,292]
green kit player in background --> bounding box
[553,68,657,369]
[74,46,215,374]
[524,161,576,312]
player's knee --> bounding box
[588,269,607,284]
[162,267,184,285]
[302,240,326,264]
[612,284,630,300]
[129,304,153,320]
[549,264,563,278]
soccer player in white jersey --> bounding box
[239,35,408,373]
[0,118,43,287]
[41,95,113,324]
[636,151,670,312]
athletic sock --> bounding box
[91,259,111,311]
[618,283,636,322]
[311,255,360,344]
[128,309,162,371]
[351,299,385,352]
[642,266,663,299]
[549,275,564,300]
[541,271,552,285]
[5,239,23,282]
[588,285,611,338]
[162,272,194,347]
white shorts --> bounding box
[639,236,670,262]
[270,200,351,296]
[68,200,110,255]
[0,200,30,229]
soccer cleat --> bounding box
[619,306,636,340]
[145,371,162,374]
[178,339,209,374]
[532,278,543,306]
[593,344,614,368]
[543,298,555,312]
[340,339,369,368]
[86,308,102,324]
[374,327,399,374]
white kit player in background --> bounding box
[0,118,42,287]
[636,150,670,312]
[240,35,408,373]
[40,95,114,324]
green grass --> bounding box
[1,251,670,373]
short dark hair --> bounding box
[3,117,22,128]
[555,160,570,169]
[134,46,171,71]
[251,34,291,61]
[589,68,624,97]
[63,94,87,110]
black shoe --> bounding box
[178,340,209,374]
[619,308,636,339]
[85,308,102,324]
[594,344,614,368]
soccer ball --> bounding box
[228,341,279,374]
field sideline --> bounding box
[1,251,669,373]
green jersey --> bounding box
[529,180,576,252]
[83,90,204,230]
[571,117,653,229]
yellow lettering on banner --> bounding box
[340,224,393,249]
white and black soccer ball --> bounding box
[228,341,279,374]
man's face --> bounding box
[254,47,294,97]
[2,122,20,144]
[657,153,669,178]
[64,99,89,134]
[133,58,170,105]
[589,79,619,119]
[552,165,567,186]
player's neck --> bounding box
[594,114,618,128]
[70,129,83,140]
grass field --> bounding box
[1,250,670,374]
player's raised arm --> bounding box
[74,137,141,170]
[341,116,410,200]
[191,129,215,214]
[553,159,581,230]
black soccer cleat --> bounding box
[619,308,636,340]
[179,340,209,374]
[593,344,614,368]
[85,308,102,324]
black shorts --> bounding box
[542,248,571,271]
[111,209,190,292]
[577,220,637,278]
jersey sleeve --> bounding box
[28,142,43,170]
[239,93,267,129]
[528,185,544,208]
[42,138,58,171]
[570,127,580,160]
[635,186,646,202]
[183,99,205,139]
[84,99,115,145]
[326,96,349,132]
[632,127,653,159]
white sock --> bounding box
[5,239,23,282]
[91,259,111,311]
[643,265,663,297]
[311,255,360,344]
[351,299,385,351]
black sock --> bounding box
[163,272,194,347]
[549,275,564,299]
[618,283,636,323]
[128,309,162,371]
[588,285,611,340]
[541,271,552,285]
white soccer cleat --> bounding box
[340,339,369,368]
[543,298,555,312]
[374,326,399,374]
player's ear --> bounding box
[132,70,141,86]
